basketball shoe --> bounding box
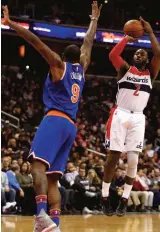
[116,197,128,217]
[33,209,57,232]
[102,197,113,216]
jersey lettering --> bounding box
[127,76,148,83]
[71,84,80,103]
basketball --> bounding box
[123,20,144,38]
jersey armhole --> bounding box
[60,62,66,80]
[146,68,153,79]
[146,69,153,85]
[118,65,131,81]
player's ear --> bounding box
[146,58,149,64]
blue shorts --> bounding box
[28,113,77,175]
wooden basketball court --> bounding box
[2,213,160,232]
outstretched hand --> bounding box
[90,1,102,20]
[140,16,153,34]
[2,5,11,25]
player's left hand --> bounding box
[2,5,11,25]
[140,16,153,34]
[91,1,102,20]
[125,35,138,43]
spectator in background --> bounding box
[1,156,10,172]
[130,175,148,212]
[6,163,24,213]
[95,158,105,179]
[145,142,155,158]
[110,168,125,210]
[1,171,16,213]
[137,169,154,211]
[148,168,160,210]
[58,181,78,215]
[87,168,102,211]
[87,169,102,191]
[16,162,35,215]
[63,163,78,188]
[1,121,13,148]
[154,129,160,151]
[12,159,18,165]
[18,157,23,166]
[8,138,18,152]
[79,162,87,171]
[16,162,33,188]
[74,168,97,214]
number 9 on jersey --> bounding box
[71,84,80,103]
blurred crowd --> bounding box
[1,65,160,215]
[3,0,160,30]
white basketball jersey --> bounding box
[116,66,152,112]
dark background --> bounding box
[1,0,160,30]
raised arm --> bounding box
[140,17,160,80]
[80,1,102,73]
[2,6,64,82]
[109,35,137,75]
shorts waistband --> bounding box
[117,107,143,114]
[46,110,75,124]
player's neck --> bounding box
[134,64,146,72]
[64,58,79,64]
[137,67,146,72]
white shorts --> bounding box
[105,106,145,152]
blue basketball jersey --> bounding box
[43,62,85,121]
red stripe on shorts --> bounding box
[105,105,117,140]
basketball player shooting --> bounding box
[102,17,160,216]
[2,2,102,231]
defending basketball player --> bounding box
[102,17,160,216]
[2,2,102,231]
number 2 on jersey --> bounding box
[71,84,80,103]
[133,84,140,96]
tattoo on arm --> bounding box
[81,20,97,72]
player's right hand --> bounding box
[2,5,11,25]
[125,35,138,43]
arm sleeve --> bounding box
[12,179,21,191]
[7,172,21,191]
[109,37,128,69]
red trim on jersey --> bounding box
[105,105,117,140]
[129,66,150,76]
[109,38,128,69]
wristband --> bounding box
[89,15,98,21]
